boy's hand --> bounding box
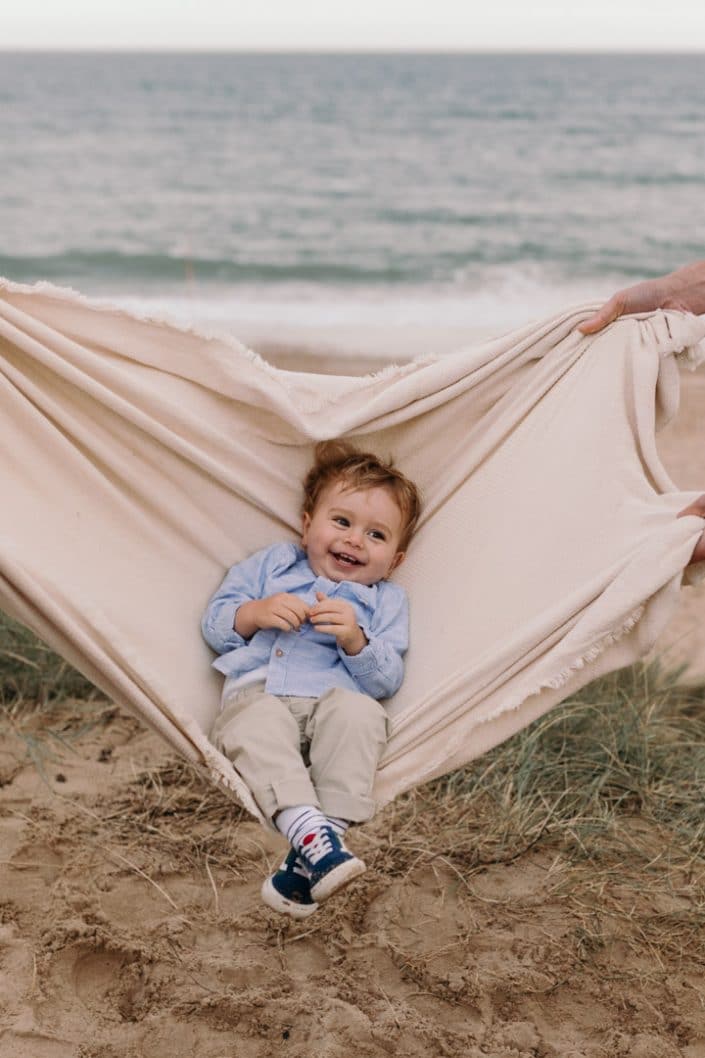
[310,591,368,655]
[235,593,310,637]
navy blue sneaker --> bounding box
[297,826,366,902]
[261,848,319,919]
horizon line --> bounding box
[2,46,705,55]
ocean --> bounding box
[2,51,704,337]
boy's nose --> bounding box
[344,528,363,547]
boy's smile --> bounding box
[301,481,405,585]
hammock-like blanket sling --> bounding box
[1,278,704,824]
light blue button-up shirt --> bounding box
[201,542,409,700]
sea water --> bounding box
[2,51,703,336]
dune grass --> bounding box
[3,609,705,859]
[372,661,705,976]
[0,611,97,708]
[0,611,111,781]
[427,658,705,857]
[3,609,705,972]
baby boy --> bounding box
[201,440,421,917]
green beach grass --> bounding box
[3,608,705,979]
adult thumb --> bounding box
[580,300,618,332]
[578,296,622,335]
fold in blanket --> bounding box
[1,278,704,824]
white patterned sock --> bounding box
[274,804,332,864]
[326,815,350,838]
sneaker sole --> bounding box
[310,856,366,903]
[260,876,319,919]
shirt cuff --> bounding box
[338,639,379,677]
[215,604,247,650]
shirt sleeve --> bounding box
[201,543,291,655]
[337,584,409,700]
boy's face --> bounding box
[301,481,406,585]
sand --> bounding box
[0,338,703,1058]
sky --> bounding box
[4,0,705,51]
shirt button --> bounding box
[275,649,284,657]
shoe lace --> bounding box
[300,826,337,866]
[291,857,310,878]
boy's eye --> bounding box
[333,516,350,527]
[369,530,386,541]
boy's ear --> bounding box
[301,511,311,544]
[387,551,405,575]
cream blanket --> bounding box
[1,278,704,823]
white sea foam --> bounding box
[113,268,605,321]
[108,272,618,356]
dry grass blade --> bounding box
[97,843,181,911]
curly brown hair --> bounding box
[301,440,421,552]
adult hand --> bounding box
[579,260,705,335]
[309,591,368,655]
[677,495,705,565]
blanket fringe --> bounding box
[533,604,646,695]
[0,276,447,398]
[674,335,705,371]
[382,603,649,804]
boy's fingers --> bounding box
[285,594,309,616]
[274,603,307,629]
[312,618,347,632]
[311,613,342,625]
[311,623,338,636]
[310,602,342,617]
[311,603,345,618]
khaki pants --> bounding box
[210,681,389,823]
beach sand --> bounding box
[0,339,703,1058]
